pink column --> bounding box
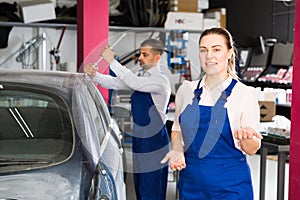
[289,0,300,198]
[77,0,109,102]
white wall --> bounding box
[0,26,77,71]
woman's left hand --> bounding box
[234,127,263,155]
[234,127,262,140]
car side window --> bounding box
[87,83,113,145]
[86,89,106,145]
[72,78,109,158]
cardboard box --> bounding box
[170,0,209,12]
[203,18,220,29]
[204,8,226,28]
[177,3,198,12]
[164,12,204,31]
[259,101,276,122]
[19,0,56,23]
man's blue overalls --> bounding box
[178,79,253,200]
[131,90,169,200]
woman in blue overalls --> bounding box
[161,27,262,199]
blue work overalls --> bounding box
[131,90,169,200]
[178,79,253,200]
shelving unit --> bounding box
[243,80,292,119]
[0,21,76,29]
[0,21,205,34]
[243,81,292,90]
[109,26,203,34]
[167,30,190,76]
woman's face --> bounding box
[199,34,232,77]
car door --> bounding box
[72,75,125,200]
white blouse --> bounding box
[172,76,261,152]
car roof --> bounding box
[0,69,82,89]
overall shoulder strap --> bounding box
[194,79,203,101]
[219,79,238,100]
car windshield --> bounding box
[0,85,73,172]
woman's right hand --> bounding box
[161,149,186,171]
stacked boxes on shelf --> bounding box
[19,0,56,23]
[165,0,226,31]
[204,8,227,29]
[169,0,209,13]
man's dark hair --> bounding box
[140,39,164,55]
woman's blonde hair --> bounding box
[199,27,239,80]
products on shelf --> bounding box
[256,87,292,105]
[242,67,265,82]
[167,30,191,80]
[257,66,293,85]
[279,66,293,84]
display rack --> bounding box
[167,30,189,75]
[0,21,76,30]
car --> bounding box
[0,69,126,200]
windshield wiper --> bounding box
[0,158,52,166]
